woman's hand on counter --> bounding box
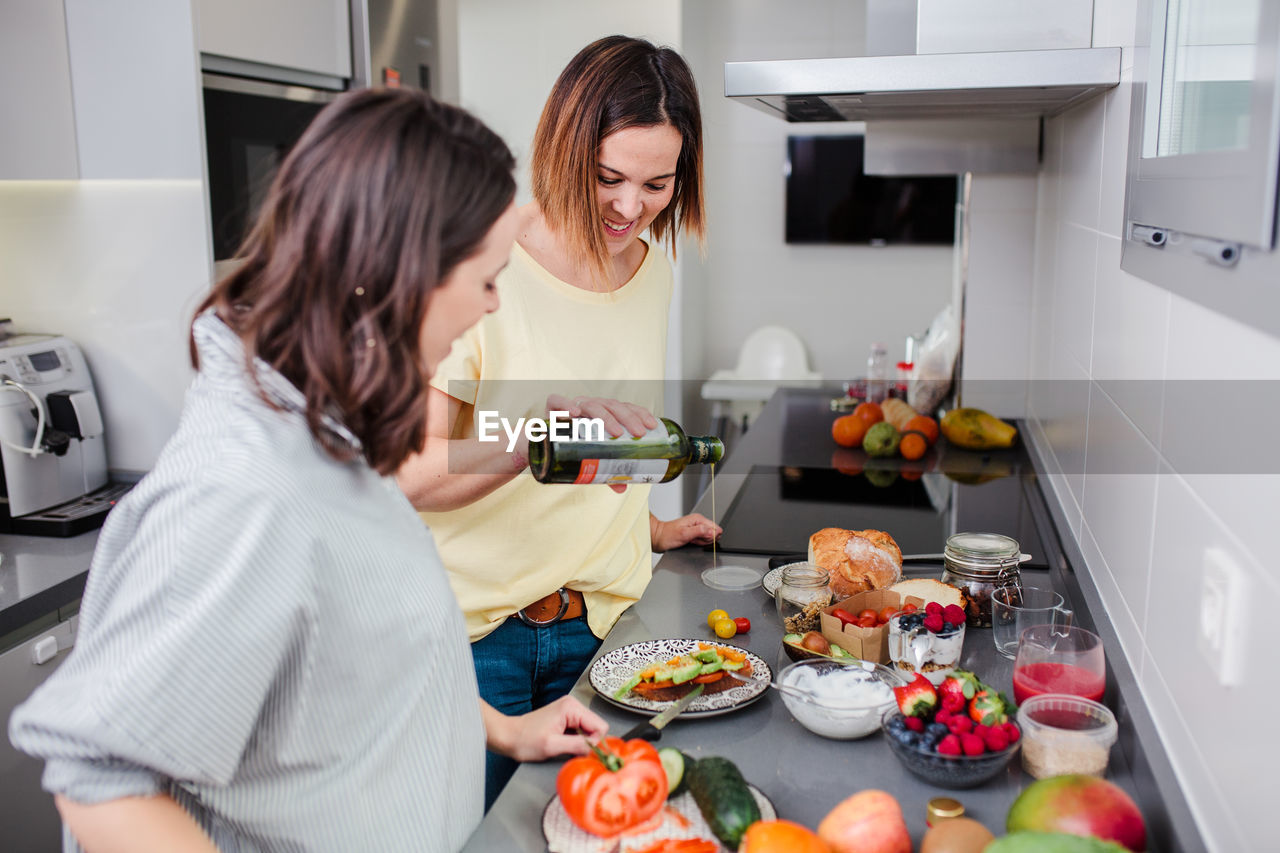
[480,697,609,763]
[651,512,722,552]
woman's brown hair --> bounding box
[193,88,515,475]
[530,35,705,287]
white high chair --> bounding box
[700,325,823,440]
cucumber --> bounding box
[657,747,687,796]
[684,756,761,848]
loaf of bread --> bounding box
[808,528,903,600]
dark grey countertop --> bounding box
[462,388,1202,852]
[0,529,94,642]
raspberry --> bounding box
[960,733,986,756]
[982,728,1009,752]
[923,614,944,633]
[934,709,953,724]
[942,693,965,713]
[950,717,973,734]
[936,734,962,756]
[925,601,943,616]
[1002,722,1021,743]
[943,604,966,625]
[904,715,925,732]
[973,723,991,738]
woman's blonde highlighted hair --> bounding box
[530,35,705,287]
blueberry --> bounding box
[901,731,921,748]
[887,716,906,732]
[927,722,949,737]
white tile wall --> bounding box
[1013,8,1280,847]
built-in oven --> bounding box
[201,72,339,263]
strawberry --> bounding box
[969,689,1009,726]
[904,715,925,733]
[893,672,938,717]
[938,671,981,706]
[925,601,943,617]
[936,734,962,756]
[923,613,944,633]
[943,604,966,625]
[960,733,986,756]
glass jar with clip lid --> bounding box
[940,532,1024,628]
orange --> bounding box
[899,432,928,461]
[830,448,864,476]
[904,414,939,445]
[740,819,831,853]
[853,401,884,427]
[831,414,868,448]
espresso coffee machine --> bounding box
[0,324,130,536]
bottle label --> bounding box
[573,458,668,484]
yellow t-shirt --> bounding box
[424,240,672,641]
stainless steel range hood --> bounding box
[724,47,1121,122]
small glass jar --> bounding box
[940,532,1022,628]
[775,562,832,636]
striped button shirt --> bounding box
[9,314,485,852]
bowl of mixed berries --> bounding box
[881,669,1021,789]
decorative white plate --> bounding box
[762,566,784,598]
[588,639,771,717]
[543,784,776,853]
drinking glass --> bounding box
[1013,624,1104,705]
[991,586,1072,659]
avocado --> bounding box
[613,673,642,699]
[670,658,703,684]
[699,659,724,675]
[722,659,745,671]
[693,648,720,664]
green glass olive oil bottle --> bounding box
[528,417,724,484]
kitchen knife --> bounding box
[621,683,704,741]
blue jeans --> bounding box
[470,614,601,810]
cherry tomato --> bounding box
[556,737,668,837]
[900,603,919,613]
[857,608,879,622]
[831,608,859,627]
[733,616,751,634]
[878,606,899,623]
[706,608,729,629]
[857,615,878,628]
[714,618,737,639]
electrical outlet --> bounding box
[1198,548,1250,686]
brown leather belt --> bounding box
[516,588,585,627]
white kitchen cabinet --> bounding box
[0,615,78,852]
[195,0,352,83]
[0,0,79,179]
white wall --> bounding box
[1021,1,1280,848]
[0,0,211,474]
[680,0,955,423]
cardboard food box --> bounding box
[820,590,929,665]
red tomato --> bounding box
[857,615,878,628]
[733,616,751,634]
[878,606,899,624]
[857,608,878,622]
[556,737,668,837]
[900,603,918,613]
[831,608,859,627]
[693,671,724,684]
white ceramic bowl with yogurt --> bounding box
[778,658,906,739]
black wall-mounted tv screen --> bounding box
[786,135,958,246]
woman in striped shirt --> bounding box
[9,88,606,852]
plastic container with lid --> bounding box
[775,562,832,635]
[940,532,1023,627]
[1017,693,1117,779]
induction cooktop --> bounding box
[711,464,1046,566]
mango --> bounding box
[940,407,1017,450]
[1006,775,1146,852]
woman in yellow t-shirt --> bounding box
[397,36,720,807]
